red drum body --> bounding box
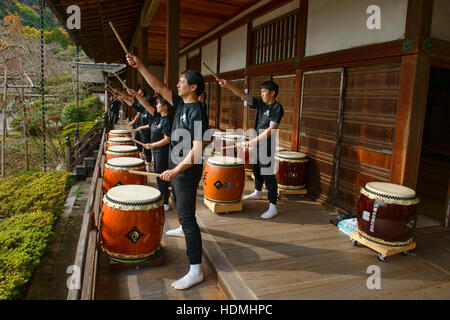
[101,185,165,263]
[236,142,254,171]
[357,182,419,247]
[203,156,245,204]
[103,157,147,192]
[275,151,308,191]
[108,130,132,140]
[106,137,134,150]
[105,145,139,162]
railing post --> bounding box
[74,128,79,144]
[65,136,71,171]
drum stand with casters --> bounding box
[204,197,243,214]
[349,231,416,262]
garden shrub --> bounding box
[0,171,71,299]
[62,120,101,147]
[60,96,104,127]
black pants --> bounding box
[153,149,169,205]
[112,111,119,124]
[253,162,278,205]
[171,171,203,265]
[134,131,142,152]
[139,131,152,163]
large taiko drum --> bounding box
[106,136,134,150]
[275,151,308,191]
[108,129,132,140]
[100,185,165,263]
[105,145,139,162]
[103,157,147,191]
[203,156,245,204]
[357,182,419,247]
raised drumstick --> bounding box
[113,72,129,90]
[128,169,160,178]
[109,21,129,54]
[131,138,145,146]
[201,61,220,81]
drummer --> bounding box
[218,79,284,219]
[127,53,207,290]
[128,90,173,212]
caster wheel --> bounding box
[377,253,387,262]
[352,240,358,246]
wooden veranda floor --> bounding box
[95,121,450,300]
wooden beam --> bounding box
[130,0,161,50]
[297,0,308,59]
[141,26,150,91]
[390,54,430,188]
[405,0,434,38]
[291,68,302,151]
[166,0,180,93]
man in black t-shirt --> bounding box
[127,53,207,291]
[218,79,284,219]
[109,96,120,124]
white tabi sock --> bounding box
[243,189,262,200]
[261,203,278,219]
[165,225,185,238]
[171,264,204,290]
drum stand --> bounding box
[277,187,308,200]
[108,247,165,269]
[204,197,243,214]
[349,231,416,262]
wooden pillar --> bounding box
[132,47,138,89]
[166,0,180,93]
[390,54,429,188]
[405,0,433,39]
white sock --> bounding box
[171,264,204,290]
[164,204,170,211]
[244,189,262,200]
[165,225,185,238]
[261,203,278,219]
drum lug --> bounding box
[352,239,358,246]
[377,253,387,262]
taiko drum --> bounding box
[106,137,134,149]
[203,156,245,204]
[236,141,254,172]
[275,151,308,191]
[108,129,132,140]
[101,185,164,263]
[357,182,419,247]
[103,157,147,192]
[105,145,139,162]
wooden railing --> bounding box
[67,127,106,300]
[70,121,102,169]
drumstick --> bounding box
[131,138,145,146]
[109,21,129,54]
[113,72,129,90]
[128,169,160,178]
[201,61,220,81]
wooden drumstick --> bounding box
[113,72,129,90]
[128,169,160,178]
[201,61,220,81]
[131,138,145,146]
[109,21,129,54]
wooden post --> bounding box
[1,70,7,178]
[141,26,150,91]
[65,136,71,172]
[166,0,180,93]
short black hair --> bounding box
[260,80,279,97]
[180,69,205,97]
[154,93,169,106]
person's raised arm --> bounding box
[126,53,173,106]
[218,79,245,101]
[127,88,156,116]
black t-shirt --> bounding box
[170,92,207,175]
[149,112,171,152]
[110,99,120,112]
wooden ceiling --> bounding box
[46,0,260,65]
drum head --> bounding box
[107,145,138,153]
[106,185,161,205]
[108,137,133,143]
[110,130,131,134]
[207,155,244,166]
[107,157,145,168]
[275,151,307,160]
[365,182,417,199]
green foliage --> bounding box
[0,170,70,300]
[0,210,54,300]
[0,171,70,218]
[62,120,101,147]
[60,96,104,127]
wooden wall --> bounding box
[219,79,245,130]
[273,74,296,150]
